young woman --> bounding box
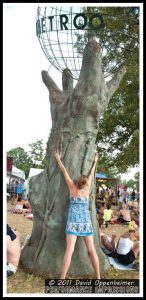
[54,150,101,279]
[116,229,139,265]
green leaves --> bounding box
[7,139,48,178]
[28,139,47,168]
[76,6,140,174]
[7,147,31,178]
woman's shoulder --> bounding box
[69,182,78,191]
[70,187,89,198]
[100,233,106,239]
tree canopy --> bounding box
[7,147,31,178]
[28,139,48,169]
[7,139,48,178]
[75,6,140,173]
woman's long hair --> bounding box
[75,175,88,190]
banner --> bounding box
[7,157,13,173]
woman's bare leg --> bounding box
[60,234,77,279]
[84,235,101,279]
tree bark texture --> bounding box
[21,39,126,278]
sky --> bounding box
[3,3,142,181]
[4,4,60,152]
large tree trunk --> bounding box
[21,39,126,278]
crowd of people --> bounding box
[96,186,139,224]
[96,187,139,266]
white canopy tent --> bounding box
[7,165,25,194]
[26,168,44,198]
[7,165,25,181]
[28,168,44,179]
[11,165,25,180]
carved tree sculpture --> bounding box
[21,39,126,278]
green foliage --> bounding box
[126,179,136,189]
[7,139,48,178]
[75,6,140,173]
[7,147,32,178]
[134,171,139,190]
[28,139,48,169]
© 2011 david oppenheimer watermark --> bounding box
[45,279,139,294]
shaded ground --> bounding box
[6,200,139,294]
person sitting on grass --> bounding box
[14,196,32,214]
[98,217,116,257]
[103,195,109,207]
[103,203,116,224]
[115,229,139,265]
[128,218,138,232]
[116,203,131,224]
[131,199,139,216]
[96,203,105,218]
[7,224,21,277]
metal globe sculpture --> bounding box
[36,6,104,79]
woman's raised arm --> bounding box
[54,151,74,189]
[87,152,99,185]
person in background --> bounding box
[103,203,115,224]
[14,196,32,214]
[103,195,109,207]
[129,192,133,202]
[96,203,105,218]
[115,229,139,265]
[131,189,136,201]
[7,224,21,277]
[98,218,116,257]
[117,203,131,224]
[17,179,23,197]
[127,192,133,210]
[131,199,139,216]
[11,181,19,204]
[128,218,138,232]
[22,180,28,200]
[118,188,125,208]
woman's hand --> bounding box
[54,150,61,161]
[94,152,99,163]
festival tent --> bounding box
[95,172,119,202]
[26,168,44,197]
[28,168,44,179]
[7,165,25,181]
[96,173,107,179]
[96,172,118,182]
[96,172,118,191]
[6,165,25,194]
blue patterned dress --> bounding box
[65,197,94,236]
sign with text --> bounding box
[36,12,104,36]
